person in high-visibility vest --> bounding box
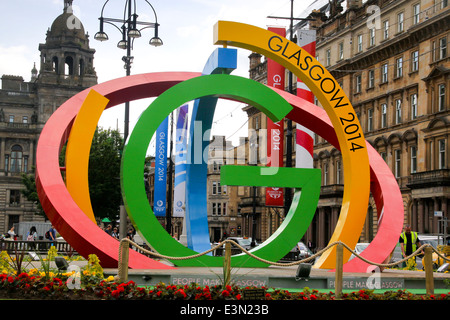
[399,224,421,267]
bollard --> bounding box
[335,242,344,299]
[223,242,232,287]
[118,240,130,283]
[423,246,434,296]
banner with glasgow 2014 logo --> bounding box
[153,116,168,217]
[173,104,189,218]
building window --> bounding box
[441,0,448,9]
[336,160,341,184]
[368,69,375,88]
[4,155,9,172]
[223,203,227,216]
[397,12,404,33]
[411,50,419,72]
[22,116,28,124]
[381,63,388,83]
[439,84,446,111]
[23,156,28,173]
[10,145,23,173]
[395,57,403,78]
[439,139,446,169]
[367,108,373,132]
[410,93,418,119]
[9,190,20,206]
[9,115,14,123]
[355,74,362,93]
[380,151,387,162]
[383,20,389,40]
[413,3,420,24]
[395,99,402,124]
[410,146,417,173]
[326,49,331,66]
[212,203,217,215]
[357,34,363,52]
[323,162,328,186]
[439,37,447,60]
[212,181,222,195]
[381,103,387,128]
[369,28,376,46]
[338,42,344,60]
[395,149,401,178]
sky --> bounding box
[0,0,316,151]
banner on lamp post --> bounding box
[153,116,168,217]
[295,29,316,169]
[265,26,286,207]
[173,104,189,218]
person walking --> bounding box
[27,226,37,250]
[399,224,421,268]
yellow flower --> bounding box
[106,276,115,282]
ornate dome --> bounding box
[45,1,89,48]
[49,6,86,40]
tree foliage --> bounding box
[21,172,45,217]
[87,127,124,222]
[22,127,125,222]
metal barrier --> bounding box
[117,238,450,297]
[0,240,77,256]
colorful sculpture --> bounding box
[35,21,403,271]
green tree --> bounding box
[87,127,124,222]
[22,127,125,222]
[21,172,45,217]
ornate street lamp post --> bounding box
[94,0,163,239]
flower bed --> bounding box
[0,251,449,300]
[0,274,449,300]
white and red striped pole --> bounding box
[295,30,316,170]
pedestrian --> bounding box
[104,224,113,236]
[27,226,37,241]
[127,228,135,248]
[47,225,57,247]
[111,227,119,240]
[27,226,37,250]
[7,227,16,240]
[399,224,421,268]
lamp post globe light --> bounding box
[94,0,162,240]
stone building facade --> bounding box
[0,1,97,236]
[246,0,449,250]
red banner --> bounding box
[265,27,286,207]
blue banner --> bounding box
[173,104,189,218]
[153,116,168,217]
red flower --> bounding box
[222,290,230,297]
[310,294,317,300]
[236,294,242,300]
[204,293,212,300]
[111,290,120,298]
[7,276,14,283]
[176,289,187,298]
